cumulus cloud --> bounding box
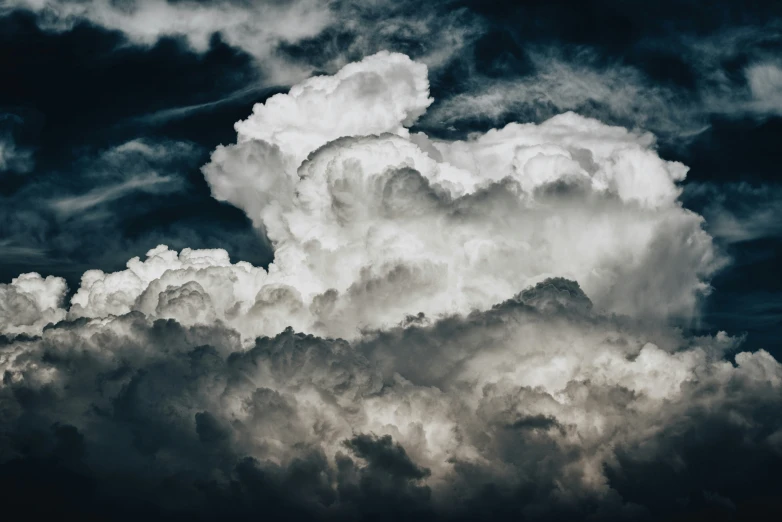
[1,52,722,338]
[28,52,720,343]
[200,51,720,336]
[0,272,66,335]
[1,52,780,520]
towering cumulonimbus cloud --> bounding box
[51,52,722,342]
[2,52,781,520]
[201,51,721,337]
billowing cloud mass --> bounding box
[0,272,66,335]
[201,51,720,336]
[2,52,781,520]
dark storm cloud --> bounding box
[1,279,781,520]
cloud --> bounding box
[1,278,780,520]
[6,0,332,82]
[6,0,479,86]
[29,52,719,344]
[1,51,780,520]
[0,136,272,290]
[0,134,34,174]
[0,272,66,335]
[745,62,782,116]
[0,52,720,341]
[419,21,782,142]
[50,172,178,215]
[422,49,710,140]
[0,138,198,251]
[48,139,196,218]
[200,51,721,335]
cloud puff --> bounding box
[201,51,720,337]
[0,272,66,335]
[4,52,720,343]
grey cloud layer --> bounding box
[2,279,781,519]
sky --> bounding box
[2,1,782,520]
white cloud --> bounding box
[50,172,178,214]
[0,272,67,335]
[200,52,721,337]
[44,138,194,215]
[685,182,782,244]
[0,52,723,343]
[1,53,722,343]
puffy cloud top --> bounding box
[0,272,66,335]
[202,52,720,337]
[234,51,433,162]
